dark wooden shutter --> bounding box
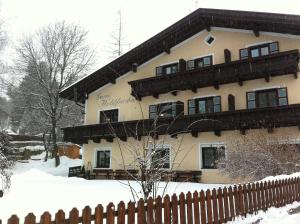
[224,49,231,63]
[179,59,186,72]
[228,94,235,111]
[247,92,256,109]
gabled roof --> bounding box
[59,8,300,103]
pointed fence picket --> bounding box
[4,177,300,224]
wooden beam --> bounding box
[240,129,246,135]
[105,137,114,143]
[92,138,101,143]
[294,72,298,79]
[253,30,260,37]
[191,87,197,93]
[191,131,198,138]
[170,133,177,138]
[265,74,270,82]
[214,130,221,136]
[119,136,127,142]
[213,82,219,90]
[267,126,274,133]
[152,93,159,99]
[171,91,177,96]
[132,63,138,73]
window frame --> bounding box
[94,148,112,169]
[246,87,288,109]
[200,144,226,169]
[239,41,279,60]
[186,55,213,70]
[155,62,179,76]
[149,101,184,119]
[188,96,221,115]
[204,34,216,46]
[98,108,119,124]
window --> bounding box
[187,55,213,70]
[239,42,279,60]
[204,34,215,46]
[156,63,178,76]
[96,150,111,168]
[151,146,170,169]
[188,96,221,115]
[202,145,225,169]
[247,88,288,109]
[99,109,118,123]
[149,101,184,119]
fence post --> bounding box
[247,184,253,214]
[163,195,171,224]
[95,205,104,224]
[55,210,65,224]
[127,202,135,224]
[223,187,230,222]
[260,182,266,211]
[69,208,79,224]
[25,213,36,224]
[106,203,115,224]
[233,186,239,216]
[228,186,235,220]
[193,191,200,224]
[186,192,193,224]
[82,206,92,224]
[8,215,19,224]
[217,188,224,223]
[117,201,125,224]
[171,194,179,224]
[137,199,146,224]
[199,190,207,224]
[155,196,162,224]
[212,188,218,223]
[206,189,213,224]
[41,212,52,224]
[146,197,154,224]
[179,193,186,224]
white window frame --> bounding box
[97,107,120,123]
[199,142,226,170]
[204,34,216,46]
[94,148,112,169]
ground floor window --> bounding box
[96,150,111,168]
[202,145,225,169]
[151,146,170,169]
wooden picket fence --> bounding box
[6,177,300,224]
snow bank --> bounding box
[260,172,300,182]
[18,145,44,152]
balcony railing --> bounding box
[62,104,300,144]
[128,50,299,100]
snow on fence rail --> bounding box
[5,177,300,224]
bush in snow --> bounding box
[0,131,14,191]
[218,131,300,181]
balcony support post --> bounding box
[191,131,198,138]
[214,130,221,137]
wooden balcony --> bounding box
[128,50,299,100]
[62,104,300,144]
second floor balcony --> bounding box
[128,50,299,100]
[62,104,300,144]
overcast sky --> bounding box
[1,0,300,78]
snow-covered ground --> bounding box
[0,153,224,222]
[0,152,299,223]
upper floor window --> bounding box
[239,42,279,60]
[187,55,213,70]
[149,101,184,119]
[151,146,170,169]
[188,96,221,115]
[156,63,178,76]
[247,88,288,109]
[99,109,118,123]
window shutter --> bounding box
[149,105,157,119]
[228,94,235,111]
[156,66,163,76]
[224,49,231,63]
[188,99,196,115]
[240,48,249,60]
[179,59,186,72]
[277,88,288,105]
[270,42,279,54]
[247,92,256,109]
[213,96,221,112]
[187,60,195,70]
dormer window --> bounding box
[187,55,213,70]
[149,101,184,119]
[156,63,178,76]
[239,42,279,60]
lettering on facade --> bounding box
[96,94,136,107]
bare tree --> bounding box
[218,131,300,181]
[15,21,94,166]
[107,10,130,59]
